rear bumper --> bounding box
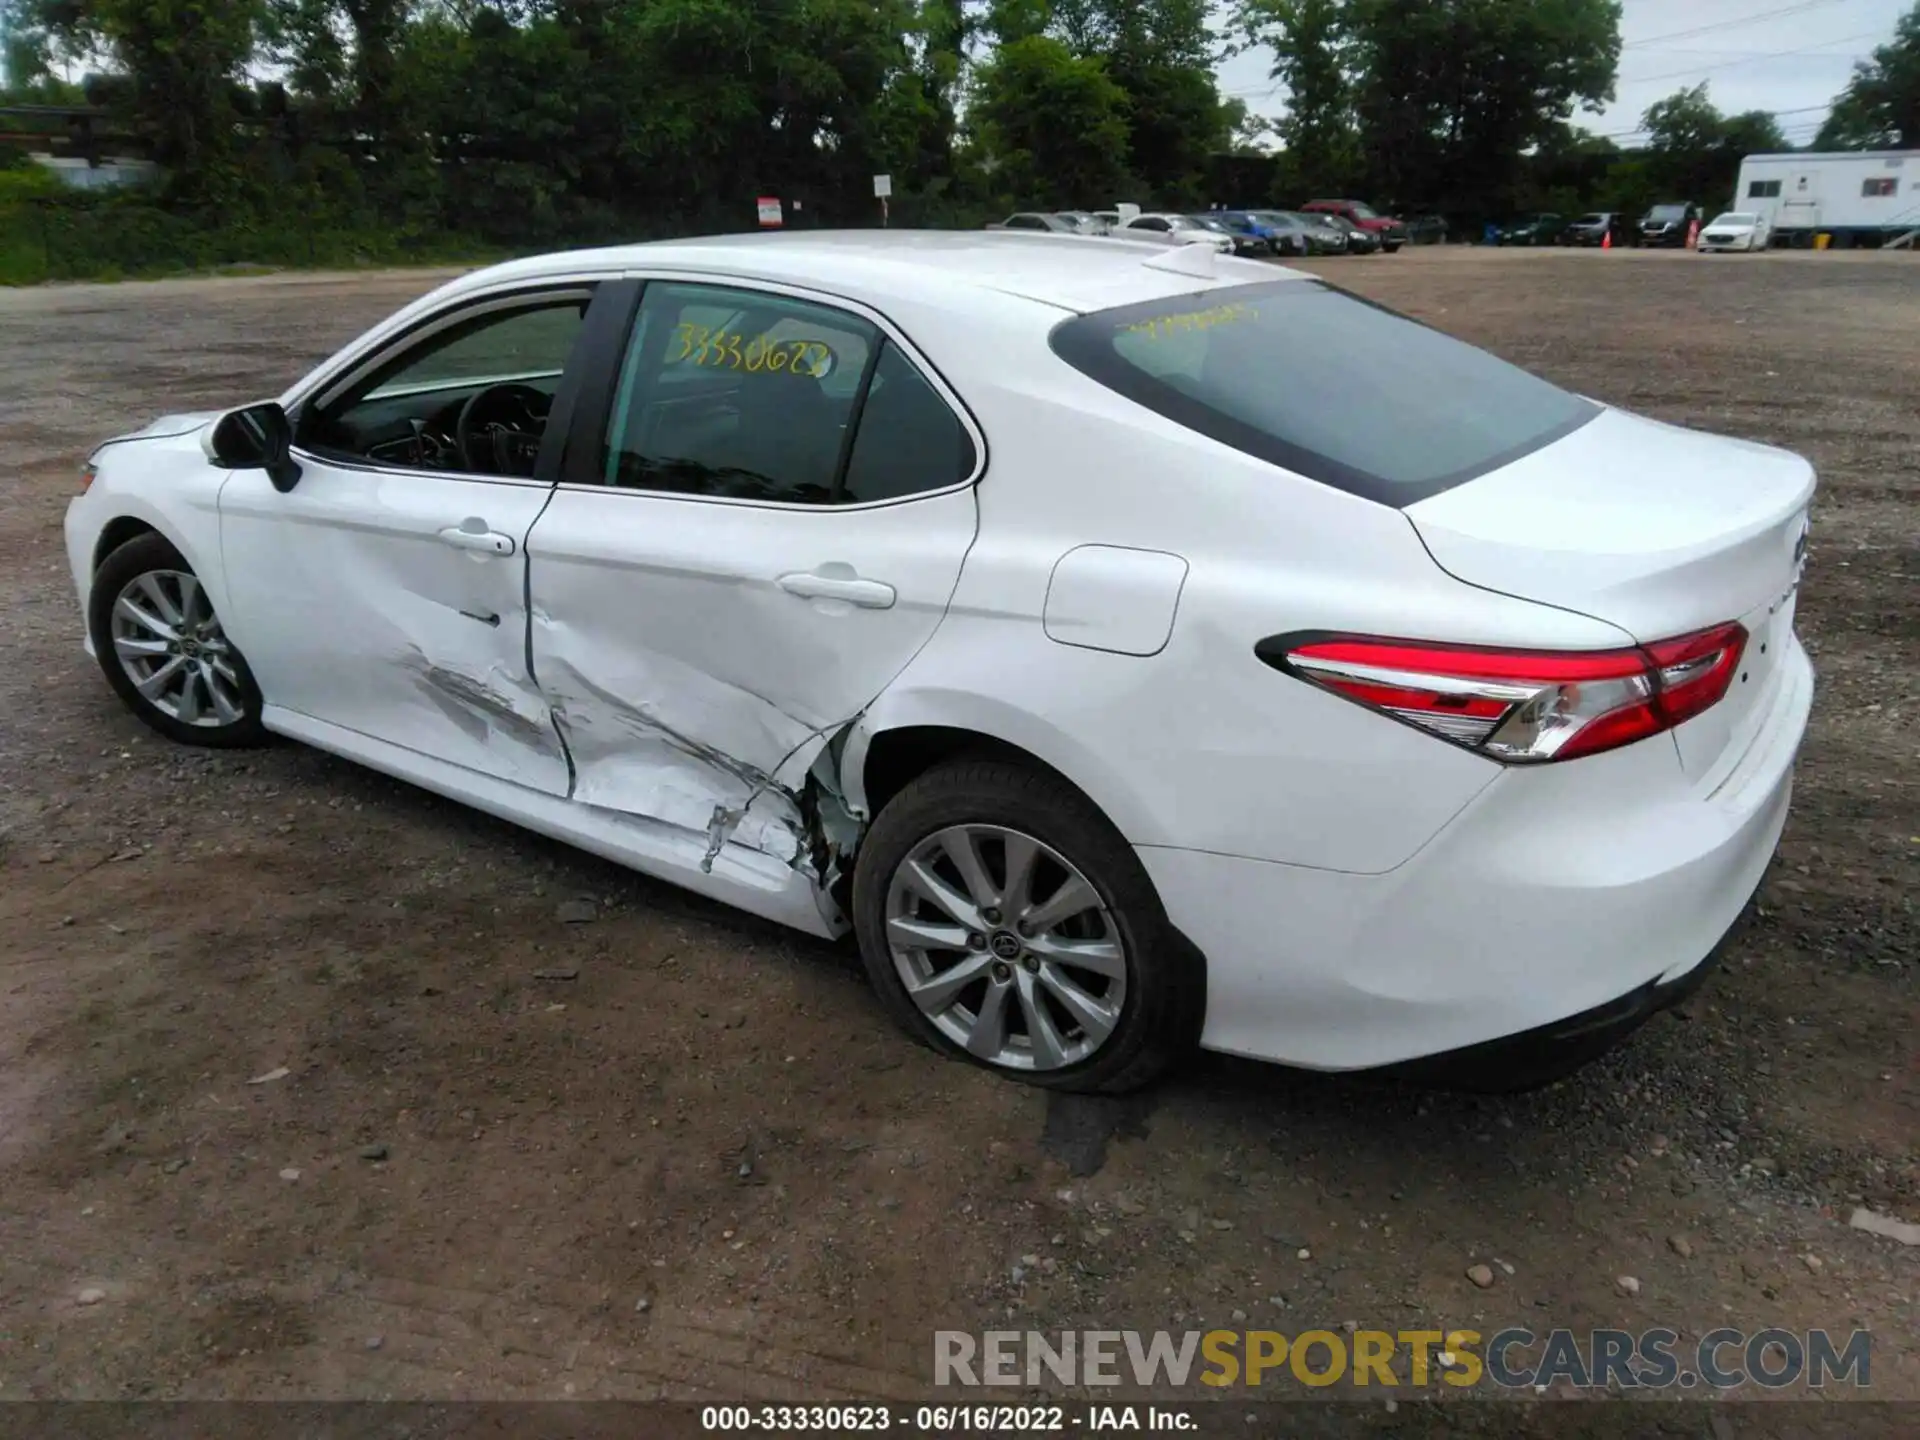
[1378,926,1731,1091]
[1142,637,1812,1072]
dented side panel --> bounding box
[218,464,572,796]
[524,484,979,885]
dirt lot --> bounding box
[0,248,1914,1415]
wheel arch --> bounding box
[80,492,236,640]
[93,515,161,574]
[841,692,1161,847]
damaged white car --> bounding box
[68,231,1814,1093]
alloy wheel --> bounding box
[883,824,1128,1072]
[109,569,246,727]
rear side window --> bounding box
[597,281,974,506]
[1049,280,1599,507]
[841,342,978,503]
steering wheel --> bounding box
[455,383,549,476]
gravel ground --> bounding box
[0,248,1913,1417]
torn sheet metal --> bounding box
[538,647,829,868]
[533,636,871,930]
[799,731,866,929]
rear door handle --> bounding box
[777,571,897,609]
[439,519,515,556]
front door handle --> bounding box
[439,518,515,556]
[777,570,897,609]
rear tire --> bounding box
[88,532,268,748]
[851,757,1201,1093]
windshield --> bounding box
[1574,214,1605,225]
[1347,203,1378,220]
[1711,212,1757,226]
[1647,205,1688,221]
[1191,217,1230,232]
[1050,281,1599,508]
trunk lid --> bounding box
[1408,406,1813,780]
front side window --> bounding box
[1050,280,1599,508]
[303,295,588,477]
[599,282,972,505]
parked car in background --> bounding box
[1188,214,1271,259]
[1054,210,1111,235]
[1300,199,1408,252]
[1494,213,1565,247]
[1638,203,1700,247]
[991,212,1083,233]
[1216,210,1312,257]
[1316,213,1381,254]
[1562,212,1625,247]
[1404,215,1448,245]
[1697,211,1772,252]
[1284,212,1350,255]
[1115,213,1236,253]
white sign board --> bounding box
[756,196,782,228]
[1117,202,1141,221]
[873,174,892,199]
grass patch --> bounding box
[0,197,504,285]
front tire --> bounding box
[88,532,268,748]
[851,758,1200,1093]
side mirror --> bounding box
[206,401,302,493]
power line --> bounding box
[1620,31,1881,87]
[1620,0,1858,50]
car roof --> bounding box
[435,229,1301,318]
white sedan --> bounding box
[66,230,1814,1092]
[1698,212,1773,252]
[1111,213,1236,254]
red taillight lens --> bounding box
[1270,622,1747,764]
[1645,622,1747,728]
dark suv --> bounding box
[1300,199,1408,253]
[1637,203,1700,248]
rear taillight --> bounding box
[1265,622,1747,763]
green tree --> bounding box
[1641,82,1787,209]
[1033,0,1227,204]
[1234,0,1358,199]
[25,0,267,193]
[970,33,1130,208]
[1218,96,1275,155]
[1350,0,1620,219]
[1816,1,1920,148]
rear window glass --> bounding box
[1049,280,1599,507]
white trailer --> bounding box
[1733,150,1920,247]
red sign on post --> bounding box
[756,197,783,229]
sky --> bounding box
[1214,0,1917,149]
